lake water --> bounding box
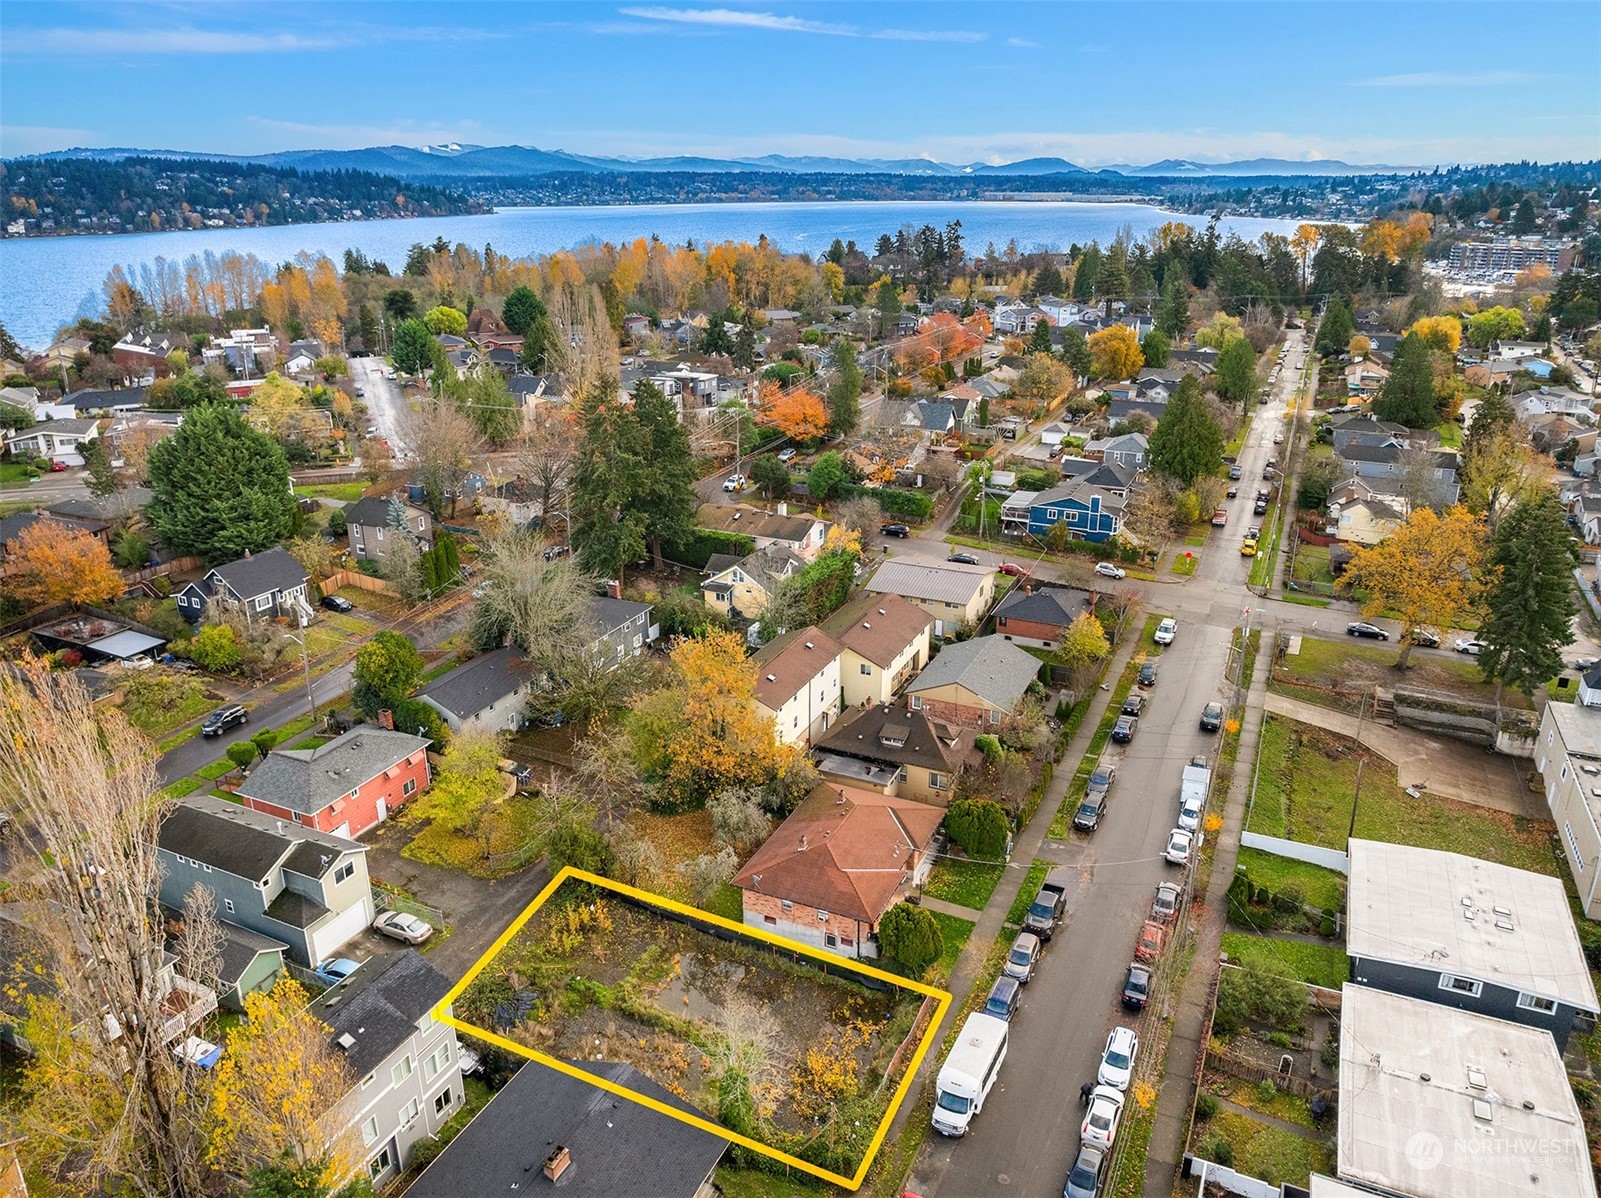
[0,201,1308,350]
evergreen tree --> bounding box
[1095,241,1131,314]
[356,304,379,353]
[1146,376,1223,486]
[1463,387,1516,456]
[1213,337,1258,406]
[1027,319,1055,356]
[572,381,649,583]
[1058,327,1092,379]
[1314,295,1354,358]
[146,403,297,564]
[1033,262,1064,297]
[699,317,734,357]
[825,338,863,436]
[81,436,120,498]
[1155,274,1190,340]
[632,380,699,569]
[1071,244,1101,300]
[1373,333,1437,428]
[390,318,435,375]
[1140,329,1171,368]
[733,321,758,371]
[1478,494,1575,697]
[500,286,545,336]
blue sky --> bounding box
[2,1,1598,166]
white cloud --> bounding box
[872,29,986,43]
[1006,37,1040,48]
[616,7,852,34]
[1349,70,1531,88]
[11,28,343,55]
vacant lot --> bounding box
[1195,1109,1333,1189]
[1247,716,1557,875]
[1233,848,1345,913]
[458,882,929,1181]
[1219,932,1348,990]
[1273,634,1529,711]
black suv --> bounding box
[1137,660,1158,688]
[1200,701,1224,733]
[201,705,247,738]
[879,523,911,538]
[1121,692,1145,718]
[1111,715,1138,744]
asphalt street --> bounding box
[348,354,414,461]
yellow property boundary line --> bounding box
[433,866,952,1190]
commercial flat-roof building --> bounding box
[1535,701,1601,918]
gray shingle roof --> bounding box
[236,726,430,817]
[157,794,365,882]
[417,646,531,722]
[214,920,288,989]
[906,636,1041,709]
[813,703,968,774]
[206,547,308,601]
[343,496,409,529]
[406,1059,726,1198]
[995,585,1086,628]
[311,949,451,1080]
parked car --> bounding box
[1111,715,1138,744]
[312,957,361,986]
[48,460,68,472]
[1227,465,1242,480]
[1163,828,1195,866]
[1211,507,1228,526]
[982,976,1022,1022]
[1253,498,1269,516]
[1241,537,1258,557]
[1120,692,1145,718]
[1086,763,1116,801]
[1094,561,1126,580]
[1074,787,1109,833]
[1346,622,1389,641]
[880,523,911,538]
[1273,432,1284,445]
[201,705,248,738]
[372,911,433,945]
[1137,660,1158,688]
[1097,1027,1139,1091]
[1003,932,1041,983]
[1409,628,1441,648]
[1121,963,1152,1011]
[1200,701,1224,732]
[1080,1087,1125,1151]
[1177,796,1204,832]
[947,551,981,565]
[1152,882,1182,922]
[1226,485,1239,499]
[1134,921,1167,964]
[776,447,798,463]
[542,544,571,562]
[1246,525,1261,540]
[365,425,379,436]
[1153,617,1176,645]
[320,595,354,613]
[1064,1143,1108,1198]
[999,562,1031,577]
[722,474,747,492]
[1454,638,1488,656]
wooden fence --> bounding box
[1207,1046,1335,1102]
[123,555,202,585]
[321,569,398,596]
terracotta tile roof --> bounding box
[819,593,933,668]
[751,626,844,710]
[733,783,943,923]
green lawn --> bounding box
[699,883,743,924]
[118,676,215,738]
[1171,552,1199,576]
[1204,1111,1333,1189]
[1004,860,1052,927]
[922,858,1005,910]
[1433,420,1462,449]
[1206,1075,1318,1130]
[716,1167,830,1198]
[1290,544,1333,586]
[196,757,240,782]
[1234,848,1346,912]
[295,482,369,502]
[0,462,40,488]
[927,911,976,986]
[1247,714,1558,875]
[1220,932,1349,989]
[1275,633,1528,708]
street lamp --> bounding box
[284,619,316,723]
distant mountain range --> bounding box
[31,144,1419,180]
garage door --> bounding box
[309,897,372,964]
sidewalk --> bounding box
[918,895,983,920]
[1143,630,1273,1196]
[884,625,1142,1142]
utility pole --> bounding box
[1346,686,1374,843]
[286,622,316,724]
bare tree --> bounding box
[834,495,883,542]
[1396,445,1448,515]
[514,411,579,532]
[405,399,479,516]
[468,526,594,675]
[1121,478,1178,548]
[550,282,619,399]
[0,657,213,1197]
[707,787,774,854]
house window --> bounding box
[361,1116,379,1146]
[392,1055,413,1087]
[361,1072,375,1090]
[368,1147,393,1179]
[334,862,355,884]
[434,1088,453,1115]
[1047,509,1059,520]
[780,900,793,912]
[223,898,234,914]
[376,527,384,541]
[763,914,777,925]
[400,1097,420,1127]
[989,709,1002,724]
[825,934,838,948]
[930,772,947,791]
[416,518,426,533]
[1439,975,1483,998]
[910,696,922,710]
[402,779,416,796]
[424,1043,451,1082]
[1517,993,1558,1013]
[292,812,302,823]
[254,594,272,612]
[860,663,872,675]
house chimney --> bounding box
[607,580,621,599]
[377,708,394,731]
[542,1145,571,1182]
[797,834,807,851]
[778,501,788,516]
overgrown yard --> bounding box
[1193,1109,1333,1189]
[116,672,223,737]
[1246,715,1557,875]
[921,858,1004,910]
[1219,932,1349,990]
[401,791,550,879]
[1233,848,1346,913]
[458,883,928,1181]
[1272,633,1530,711]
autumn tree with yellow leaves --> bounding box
[6,516,125,607]
[1339,506,1486,668]
[629,628,794,812]
[1088,324,1145,380]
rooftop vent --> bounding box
[877,608,886,615]
[804,641,814,650]
[335,1033,356,1051]
[861,622,872,630]
[1468,1067,1487,1090]
[1472,1099,1493,1123]
[1495,919,1515,931]
[1493,905,1512,917]
[766,674,776,682]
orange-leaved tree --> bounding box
[758,381,830,442]
[8,518,125,607]
[629,627,794,811]
[1339,505,1486,668]
[1088,324,1144,380]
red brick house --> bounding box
[993,584,1092,650]
[732,783,943,959]
[236,726,432,840]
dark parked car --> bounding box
[879,523,911,538]
[1199,701,1224,732]
[1137,660,1158,688]
[1253,498,1269,516]
[1227,464,1242,480]
[320,594,354,613]
[1121,963,1151,1010]
[1346,621,1389,641]
[1121,692,1145,717]
[947,551,980,565]
[201,705,247,738]
[983,975,1022,1022]
[1111,715,1137,743]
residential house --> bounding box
[999,489,1042,536]
[812,703,975,804]
[1492,338,1549,361]
[994,584,1092,649]
[1019,481,1126,543]
[621,313,652,341]
[1536,702,1601,918]
[701,543,804,621]
[1336,443,1461,504]
[819,592,934,708]
[1327,495,1406,546]
[5,416,100,466]
[112,332,186,380]
[175,547,313,625]
[1327,415,1410,456]
[904,399,956,435]
[752,626,844,745]
[969,373,1011,401]
[312,950,460,1188]
[1114,313,1155,339]
[283,347,318,376]
[211,921,288,1011]
[863,559,995,638]
[45,484,154,524]
[587,591,657,661]
[1166,347,1218,375]
[476,475,547,527]
[155,794,374,967]
[204,328,279,376]
[236,726,432,840]
[1082,431,1148,470]
[1571,494,1601,544]
[105,412,181,468]
[1514,386,1596,422]
[696,502,831,562]
[0,511,110,563]
[407,1059,726,1198]
[1057,457,1137,497]
[1336,986,1597,1198]
[938,383,984,431]
[1346,838,1598,1049]
[39,335,91,372]
[904,635,1041,728]
[475,331,524,354]
[1038,419,1076,447]
[57,386,147,417]
[992,302,1045,335]
[733,782,943,958]
[1035,296,1085,326]
[343,496,433,563]
[1343,359,1389,397]
[417,645,534,734]
[1104,399,1167,428]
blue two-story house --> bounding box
[1022,482,1126,544]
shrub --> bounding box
[1319,917,1336,938]
[1267,1031,1294,1049]
[877,901,941,973]
[1320,1033,1340,1070]
[1257,1079,1279,1104]
[943,798,1010,860]
[226,742,258,772]
[1207,1135,1235,1168]
[678,528,755,569]
[249,729,281,761]
[188,623,242,672]
[873,487,934,520]
[1215,965,1307,1037]
[1195,1093,1219,1121]
[327,507,348,538]
[1272,884,1305,915]
[548,817,616,877]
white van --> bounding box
[932,1012,1009,1136]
